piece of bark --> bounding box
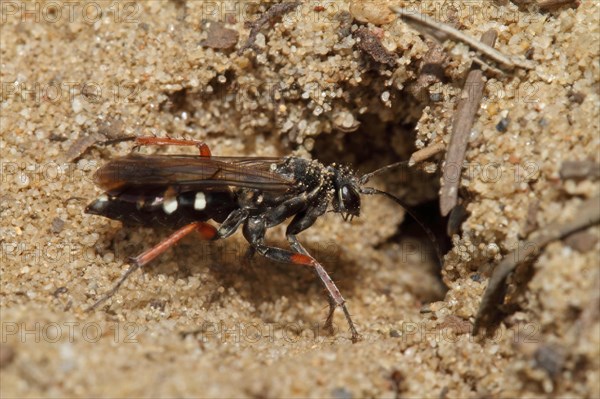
[537,0,580,11]
[559,160,600,180]
[353,27,396,66]
[200,21,239,50]
[439,30,498,216]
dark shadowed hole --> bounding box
[388,198,451,284]
[311,115,450,293]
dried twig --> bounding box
[391,7,534,72]
[439,30,498,216]
[473,196,600,335]
[559,160,600,180]
[238,2,300,55]
[408,142,445,165]
[537,0,580,11]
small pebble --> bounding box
[496,117,510,132]
[51,217,65,234]
[349,1,395,25]
[0,345,16,369]
[331,387,353,399]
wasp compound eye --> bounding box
[340,185,361,217]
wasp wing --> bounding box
[93,153,295,196]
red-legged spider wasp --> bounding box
[86,136,435,343]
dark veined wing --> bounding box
[93,153,295,195]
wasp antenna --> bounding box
[359,161,410,185]
[361,187,444,265]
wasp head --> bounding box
[328,166,361,221]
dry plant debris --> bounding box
[238,2,300,54]
[440,30,499,216]
[559,159,600,180]
[408,142,445,165]
[200,21,239,50]
[353,26,397,66]
[537,0,581,11]
[392,7,534,71]
[474,195,600,335]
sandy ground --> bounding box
[1,1,599,398]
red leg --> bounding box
[287,235,360,342]
[99,136,211,157]
[294,253,360,343]
[132,221,217,266]
[251,245,361,343]
[134,136,211,157]
[87,222,217,311]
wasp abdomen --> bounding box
[85,189,237,227]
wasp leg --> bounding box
[86,222,216,311]
[286,212,360,342]
[133,136,212,157]
[87,210,249,312]
[288,234,335,334]
[292,238,359,342]
[132,209,247,267]
[285,201,327,253]
[243,215,361,343]
[216,209,248,239]
[131,222,218,267]
[242,246,256,270]
[85,262,141,312]
[257,242,359,343]
[97,136,212,157]
[131,209,248,266]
